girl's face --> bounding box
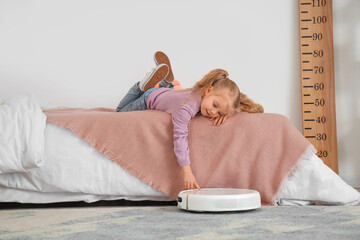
[200,87,230,118]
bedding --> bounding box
[0,124,168,199]
[0,95,46,173]
[0,95,359,206]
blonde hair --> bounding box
[192,69,263,114]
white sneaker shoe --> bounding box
[139,63,169,92]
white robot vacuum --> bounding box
[177,188,261,212]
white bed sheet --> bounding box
[0,186,173,204]
[277,152,360,206]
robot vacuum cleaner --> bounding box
[177,188,261,212]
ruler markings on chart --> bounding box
[299,0,338,173]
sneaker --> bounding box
[154,51,174,83]
[139,63,169,92]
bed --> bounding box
[0,95,359,206]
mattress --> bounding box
[0,95,359,206]
[0,123,358,206]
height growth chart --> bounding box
[299,0,338,173]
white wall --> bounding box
[333,0,360,186]
[0,0,359,186]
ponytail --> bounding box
[193,69,229,96]
[238,92,264,113]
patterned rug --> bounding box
[1,205,360,240]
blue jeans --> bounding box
[116,80,174,112]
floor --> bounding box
[1,203,359,240]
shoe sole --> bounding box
[143,64,169,92]
[154,51,174,83]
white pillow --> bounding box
[0,94,46,173]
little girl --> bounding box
[116,51,263,190]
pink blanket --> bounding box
[44,108,313,204]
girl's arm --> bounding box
[182,165,201,190]
[172,105,201,190]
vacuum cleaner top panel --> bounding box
[182,188,258,196]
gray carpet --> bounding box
[1,205,360,240]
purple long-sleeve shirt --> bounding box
[147,88,202,167]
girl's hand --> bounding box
[210,114,229,126]
[181,165,201,190]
